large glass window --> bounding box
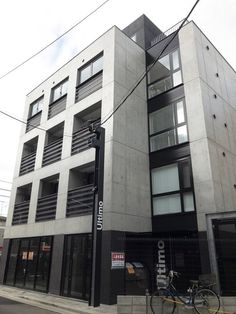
[151,159,195,215]
[29,97,43,118]
[149,99,188,152]
[5,236,53,293]
[51,79,68,103]
[147,49,182,98]
[79,54,103,84]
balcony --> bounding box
[26,112,42,132]
[48,94,67,119]
[19,152,36,176]
[42,137,63,167]
[66,184,93,217]
[75,72,102,103]
[71,118,101,155]
[36,193,57,222]
[12,200,30,225]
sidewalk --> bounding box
[0,285,117,314]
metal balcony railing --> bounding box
[26,112,42,132]
[66,184,93,217]
[19,152,36,176]
[36,193,57,222]
[42,137,63,167]
[48,94,67,119]
[12,200,30,225]
[71,119,101,155]
[75,72,102,103]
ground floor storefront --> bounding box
[1,220,236,304]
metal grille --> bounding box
[36,193,57,222]
[19,152,36,176]
[48,95,67,119]
[12,201,30,225]
[66,184,93,217]
[71,119,100,155]
[42,137,63,167]
[26,113,41,132]
[75,72,102,103]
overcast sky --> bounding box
[0,0,235,215]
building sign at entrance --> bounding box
[96,201,103,231]
[156,240,167,287]
[111,252,125,269]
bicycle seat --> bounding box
[190,280,199,285]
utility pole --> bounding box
[88,124,105,307]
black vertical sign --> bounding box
[89,126,105,307]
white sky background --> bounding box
[0,0,235,216]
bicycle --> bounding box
[150,270,220,314]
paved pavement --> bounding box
[0,286,117,314]
[0,296,57,314]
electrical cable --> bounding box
[100,0,200,127]
[0,0,111,81]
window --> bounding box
[147,49,182,98]
[79,54,103,84]
[51,79,68,103]
[29,97,43,118]
[151,159,195,215]
[149,99,188,152]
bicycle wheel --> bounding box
[150,289,176,314]
[193,288,220,314]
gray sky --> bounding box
[0,0,235,215]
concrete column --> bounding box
[0,239,10,284]
[100,231,126,304]
[49,234,64,295]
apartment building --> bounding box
[0,15,236,305]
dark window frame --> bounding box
[151,158,196,216]
[50,78,69,105]
[76,52,103,87]
[149,98,188,152]
[147,48,183,99]
[28,96,44,119]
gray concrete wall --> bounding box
[5,25,151,240]
[179,22,236,232]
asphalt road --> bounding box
[0,296,58,314]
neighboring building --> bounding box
[0,216,6,258]
[0,15,236,305]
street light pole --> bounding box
[88,125,105,307]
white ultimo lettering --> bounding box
[97,201,103,230]
[156,240,166,285]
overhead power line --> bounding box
[100,0,200,126]
[0,0,110,81]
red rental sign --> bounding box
[111,252,125,269]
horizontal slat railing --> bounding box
[42,137,63,166]
[75,72,102,103]
[12,200,30,225]
[71,119,101,155]
[66,184,93,217]
[26,112,42,132]
[36,193,57,222]
[48,94,67,119]
[19,152,36,175]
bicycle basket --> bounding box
[198,273,216,287]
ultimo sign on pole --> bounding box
[156,240,167,286]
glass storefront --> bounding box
[5,236,53,292]
[61,234,92,301]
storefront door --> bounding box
[62,234,91,301]
[213,219,236,295]
[5,237,53,292]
